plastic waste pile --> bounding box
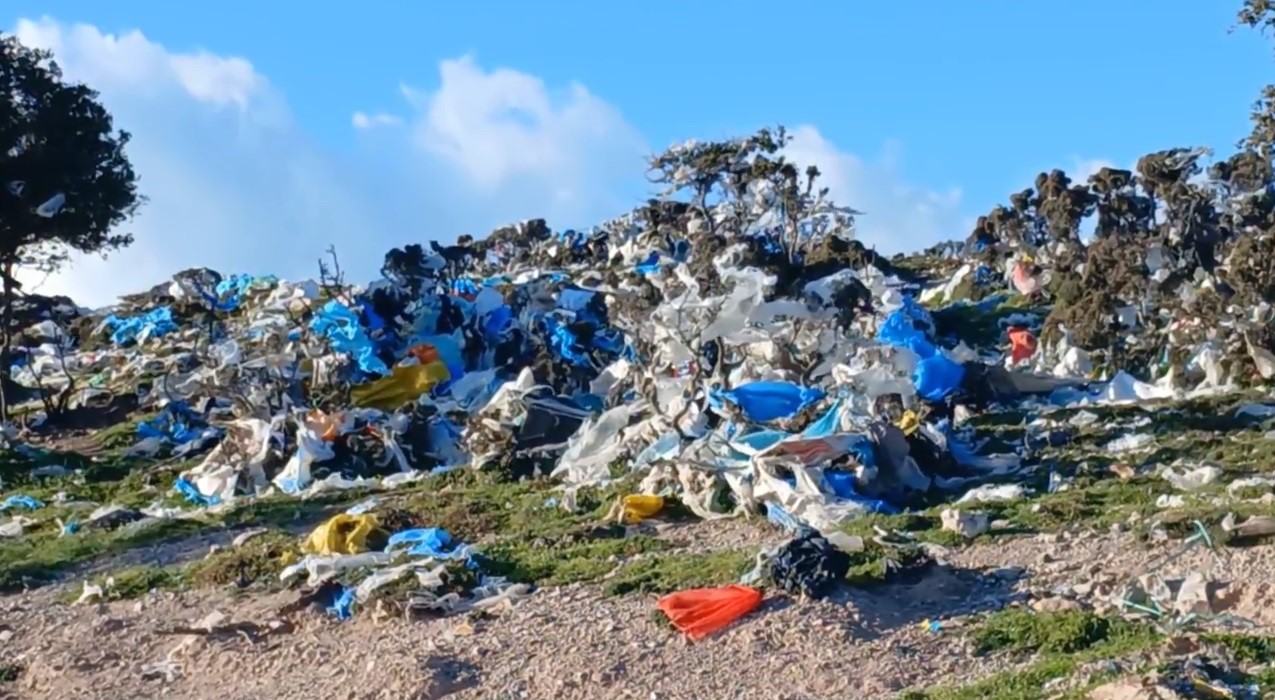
[6,135,1275,630]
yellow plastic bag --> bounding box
[350,361,451,411]
[302,514,378,555]
[621,494,664,523]
[895,410,920,436]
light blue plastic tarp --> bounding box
[800,399,844,438]
[309,300,390,376]
[104,307,178,346]
[712,381,826,423]
[385,527,477,569]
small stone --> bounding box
[940,508,989,539]
[1163,634,1200,656]
[1031,597,1081,613]
[1110,522,1127,534]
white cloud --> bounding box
[10,18,647,306]
[402,56,641,193]
[783,126,965,254]
[351,111,402,130]
[9,17,968,307]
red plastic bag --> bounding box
[1008,327,1038,364]
[656,585,763,641]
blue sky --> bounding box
[6,1,1273,303]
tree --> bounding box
[0,33,142,420]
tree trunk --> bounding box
[0,260,13,423]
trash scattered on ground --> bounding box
[7,88,1275,700]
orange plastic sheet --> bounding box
[1008,327,1038,364]
[656,585,763,641]
[407,343,441,364]
[305,409,344,442]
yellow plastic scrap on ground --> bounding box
[349,361,451,411]
[620,494,665,524]
[303,513,379,555]
[896,410,920,436]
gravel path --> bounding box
[4,526,1274,699]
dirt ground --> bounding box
[3,523,1272,700]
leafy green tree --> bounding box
[0,33,143,419]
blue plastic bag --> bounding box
[913,354,965,402]
[309,300,390,376]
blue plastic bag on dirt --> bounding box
[215,274,253,299]
[0,494,42,511]
[309,300,390,376]
[712,381,825,423]
[913,354,965,402]
[326,585,355,621]
[386,527,476,568]
[451,279,480,299]
[105,307,178,346]
[174,477,220,507]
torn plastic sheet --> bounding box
[181,418,281,500]
[551,402,646,484]
[280,552,393,587]
[272,427,336,495]
[1049,371,1177,407]
[710,381,825,423]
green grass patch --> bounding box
[970,608,1159,657]
[902,609,1162,700]
[483,533,668,587]
[185,530,300,589]
[0,517,210,590]
[71,564,186,602]
[601,549,753,596]
[902,611,1275,699]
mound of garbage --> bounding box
[5,125,1275,639]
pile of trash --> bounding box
[5,128,1275,633]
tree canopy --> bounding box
[0,32,142,285]
[0,32,143,418]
